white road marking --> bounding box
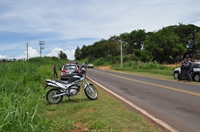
[87,76,179,132]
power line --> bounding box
[1,20,31,40]
[185,19,200,25]
[0,37,26,43]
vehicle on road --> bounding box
[60,64,79,80]
[173,61,200,81]
[45,67,98,104]
[87,63,94,68]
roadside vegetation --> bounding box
[112,61,176,79]
[75,24,200,64]
[81,56,177,77]
[75,24,200,84]
[1,20,200,132]
[81,57,200,85]
[0,57,163,132]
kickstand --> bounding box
[67,96,71,101]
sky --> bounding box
[0,0,199,60]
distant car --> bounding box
[87,63,94,68]
[173,62,200,82]
[60,64,79,80]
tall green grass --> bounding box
[0,61,52,132]
[113,61,175,76]
[0,58,163,131]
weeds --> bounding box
[0,58,163,132]
[0,62,51,132]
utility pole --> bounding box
[120,38,123,68]
[39,41,45,57]
[27,42,28,60]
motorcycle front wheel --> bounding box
[46,89,63,104]
[84,84,98,100]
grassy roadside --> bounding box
[39,82,163,132]
[38,61,199,131]
[0,61,163,132]
[109,64,200,85]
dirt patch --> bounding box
[96,66,111,70]
[164,64,180,68]
[69,122,90,132]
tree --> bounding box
[59,51,67,60]
[87,39,120,60]
[144,28,186,63]
[195,32,200,59]
[75,46,81,60]
[126,29,146,54]
[80,45,90,59]
[75,24,200,63]
[140,49,153,62]
[174,24,200,58]
[103,41,120,57]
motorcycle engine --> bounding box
[69,85,79,96]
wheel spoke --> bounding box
[46,89,63,104]
[84,84,98,100]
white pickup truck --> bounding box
[173,61,200,82]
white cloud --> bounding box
[0,0,199,60]
[64,49,75,60]
[45,47,75,60]
[46,47,62,57]
[0,55,7,59]
[27,47,40,58]
[22,46,40,60]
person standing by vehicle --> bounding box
[76,62,80,69]
[52,64,58,78]
[180,58,188,79]
[186,58,192,81]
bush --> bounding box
[27,56,62,65]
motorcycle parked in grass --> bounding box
[44,67,98,104]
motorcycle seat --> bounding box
[55,80,70,84]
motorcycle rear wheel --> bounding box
[46,89,63,104]
[84,84,98,100]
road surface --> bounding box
[86,68,200,132]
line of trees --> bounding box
[0,50,68,63]
[0,58,26,62]
[75,24,200,64]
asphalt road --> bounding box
[86,68,200,132]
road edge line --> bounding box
[87,76,179,132]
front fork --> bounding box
[84,83,94,93]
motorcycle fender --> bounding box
[83,83,93,89]
[44,82,59,89]
[44,85,60,90]
[47,83,59,88]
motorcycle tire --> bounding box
[46,89,63,104]
[84,84,98,100]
